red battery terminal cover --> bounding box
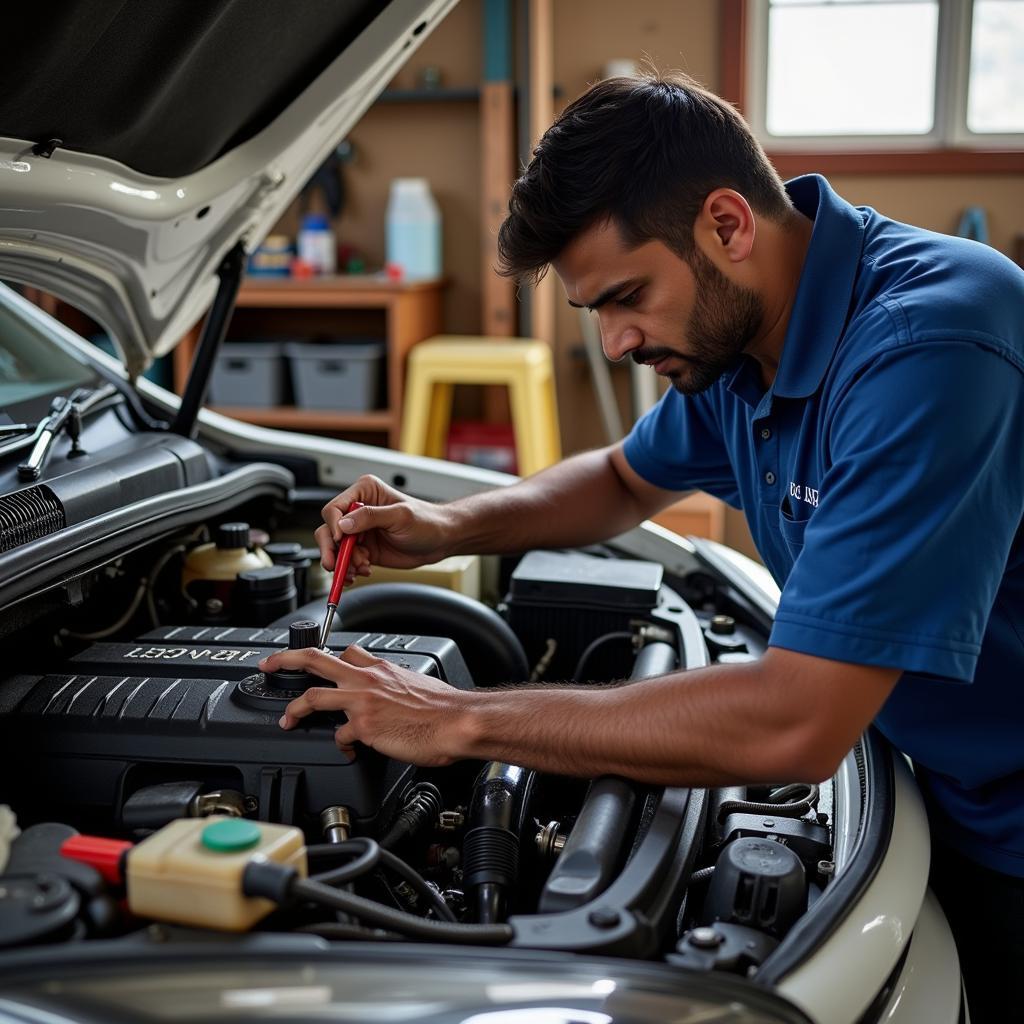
[61,834,133,885]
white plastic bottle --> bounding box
[297,213,337,275]
[386,178,442,280]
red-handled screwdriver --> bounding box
[318,500,364,648]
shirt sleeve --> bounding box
[770,341,1024,682]
[623,388,742,507]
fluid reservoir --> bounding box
[182,523,272,623]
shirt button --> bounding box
[760,427,772,441]
[765,471,776,485]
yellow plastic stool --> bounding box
[401,337,562,476]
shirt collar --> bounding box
[770,174,866,400]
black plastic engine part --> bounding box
[2,625,473,832]
[3,823,118,938]
[0,874,80,948]
[281,582,529,687]
[236,565,297,625]
[668,922,779,974]
[264,542,312,604]
[120,780,204,831]
[64,625,472,690]
[705,837,807,937]
[719,813,832,871]
[216,522,251,549]
[538,639,675,915]
[538,777,638,914]
[235,619,325,710]
[504,550,663,679]
[463,763,536,924]
[380,782,443,851]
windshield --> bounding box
[0,292,97,420]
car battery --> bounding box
[504,550,663,681]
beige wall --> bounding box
[274,0,483,335]
[550,0,721,455]
[826,176,1022,255]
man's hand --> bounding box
[260,644,472,766]
[316,475,452,581]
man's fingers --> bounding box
[332,502,405,543]
[338,644,378,668]
[314,524,336,571]
[279,685,348,729]
[334,722,358,758]
[260,646,343,678]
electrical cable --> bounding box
[62,580,149,641]
[379,782,442,850]
[144,542,189,627]
[306,840,456,923]
[716,783,820,822]
[377,846,455,922]
[288,878,512,945]
[572,630,633,681]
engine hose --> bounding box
[717,784,820,822]
[308,839,380,886]
[277,583,530,686]
[538,638,677,914]
[463,762,536,924]
[289,878,513,945]
[380,782,442,851]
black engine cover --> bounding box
[0,627,472,835]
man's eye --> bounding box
[617,290,641,308]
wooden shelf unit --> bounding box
[174,275,445,447]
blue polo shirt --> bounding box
[624,174,1024,875]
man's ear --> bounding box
[696,189,755,264]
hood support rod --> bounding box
[171,242,246,438]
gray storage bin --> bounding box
[209,341,288,407]
[285,341,385,411]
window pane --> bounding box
[766,2,939,136]
[968,0,1024,133]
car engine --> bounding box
[0,512,835,972]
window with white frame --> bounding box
[745,0,1024,148]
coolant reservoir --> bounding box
[181,522,272,622]
[127,816,306,932]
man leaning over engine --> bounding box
[259,72,1024,1019]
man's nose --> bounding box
[599,316,643,363]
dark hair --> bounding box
[497,70,791,283]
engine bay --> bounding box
[0,505,837,977]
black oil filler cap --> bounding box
[217,522,251,549]
[289,620,321,650]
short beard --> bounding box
[633,249,764,396]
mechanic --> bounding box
[260,72,1024,1016]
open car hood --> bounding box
[0,0,455,379]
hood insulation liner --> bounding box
[0,0,388,177]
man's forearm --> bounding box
[450,658,827,787]
[444,446,653,556]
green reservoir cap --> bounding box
[201,819,262,853]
